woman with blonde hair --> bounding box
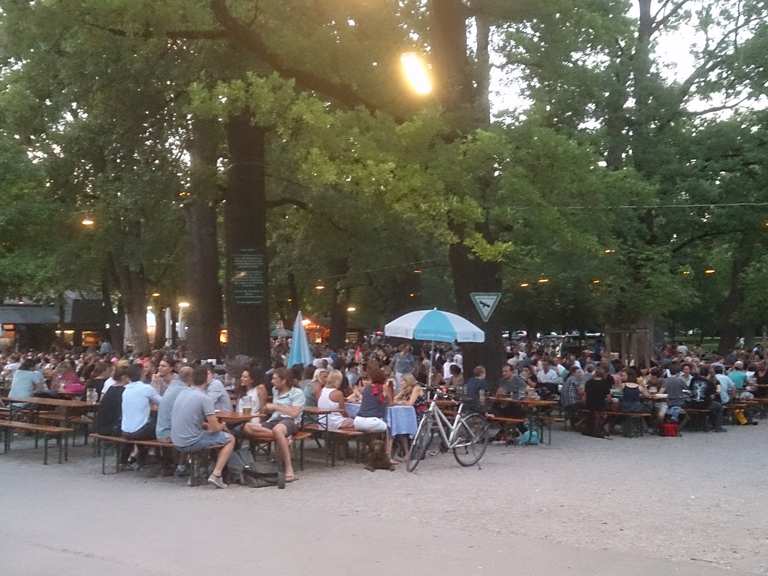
[317,369,354,430]
[394,373,426,415]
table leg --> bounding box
[44,434,49,465]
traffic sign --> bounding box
[470,292,502,323]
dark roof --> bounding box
[0,305,59,325]
[65,299,106,325]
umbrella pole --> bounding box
[427,342,435,389]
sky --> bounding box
[490,3,761,117]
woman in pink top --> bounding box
[56,360,85,396]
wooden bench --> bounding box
[605,411,651,437]
[0,420,71,464]
[37,414,93,446]
[297,425,370,467]
[682,408,711,431]
[486,415,526,443]
[89,433,170,474]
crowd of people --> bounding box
[1,338,766,485]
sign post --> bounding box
[470,292,502,323]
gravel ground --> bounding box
[1,424,766,576]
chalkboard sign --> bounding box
[231,249,265,305]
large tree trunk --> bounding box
[183,118,223,361]
[153,306,167,349]
[101,259,124,353]
[223,113,270,366]
[718,235,756,354]
[632,0,655,176]
[117,264,149,355]
[449,244,505,383]
[432,0,505,381]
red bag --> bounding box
[660,422,679,437]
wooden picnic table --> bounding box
[1,396,98,459]
[215,411,255,425]
[1,396,97,410]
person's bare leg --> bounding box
[272,424,294,480]
[212,433,235,477]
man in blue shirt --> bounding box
[121,364,162,467]
[728,361,748,390]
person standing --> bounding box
[393,344,416,391]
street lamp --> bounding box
[178,301,190,308]
[346,306,357,313]
[401,52,433,95]
[81,217,95,227]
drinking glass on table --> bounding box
[240,395,252,416]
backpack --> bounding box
[516,429,540,445]
[226,447,283,488]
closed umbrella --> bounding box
[287,311,313,368]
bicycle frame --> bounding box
[423,397,467,449]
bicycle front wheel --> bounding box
[406,416,433,472]
[452,413,489,467]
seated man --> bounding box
[121,363,162,467]
[243,367,305,483]
[171,366,235,488]
[205,363,232,412]
[463,365,488,412]
[687,367,725,432]
[657,364,688,427]
[156,364,191,441]
[560,365,586,426]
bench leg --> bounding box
[299,437,305,471]
[64,434,69,462]
[101,441,107,475]
[35,430,39,449]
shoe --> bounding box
[207,473,227,489]
[714,428,727,432]
[175,464,189,477]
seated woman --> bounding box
[353,367,396,463]
[236,367,268,424]
[9,357,46,401]
[620,368,650,413]
[583,367,613,438]
[317,370,354,430]
[55,360,86,397]
[95,365,130,437]
[394,373,427,416]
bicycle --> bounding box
[406,390,490,472]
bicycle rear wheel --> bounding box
[452,413,489,467]
[406,416,433,472]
